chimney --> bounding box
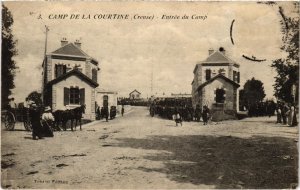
[208,48,214,55]
[74,39,81,49]
[61,37,68,47]
[219,47,225,55]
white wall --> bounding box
[95,92,118,108]
[52,75,95,120]
[202,77,236,110]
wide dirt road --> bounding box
[1,106,298,189]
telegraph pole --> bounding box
[42,25,49,103]
[44,25,49,56]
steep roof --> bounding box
[52,43,88,57]
[51,43,99,65]
[129,89,141,95]
[197,74,240,91]
[47,69,99,88]
[193,51,239,73]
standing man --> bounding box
[202,105,210,125]
[195,105,201,122]
[96,106,101,120]
[121,105,124,117]
[282,103,289,125]
[8,98,17,115]
[104,106,109,122]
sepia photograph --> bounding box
[1,1,299,189]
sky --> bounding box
[3,1,297,102]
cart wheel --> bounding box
[24,120,32,131]
[5,112,15,131]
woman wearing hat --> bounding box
[41,106,55,137]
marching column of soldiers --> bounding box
[149,98,297,127]
[149,98,210,124]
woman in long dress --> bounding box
[290,105,298,127]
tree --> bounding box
[271,4,299,103]
[2,4,18,107]
[27,91,43,107]
[242,78,266,106]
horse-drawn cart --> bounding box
[1,108,32,131]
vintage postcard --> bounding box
[1,1,299,189]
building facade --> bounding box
[43,38,100,120]
[191,48,240,120]
[95,89,118,109]
[129,89,141,99]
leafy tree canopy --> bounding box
[2,4,18,107]
[242,78,266,105]
[27,91,43,107]
[271,3,299,103]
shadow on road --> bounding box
[114,135,298,189]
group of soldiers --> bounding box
[275,102,298,126]
[95,105,119,121]
[150,102,211,125]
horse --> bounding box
[53,110,72,131]
[71,104,86,131]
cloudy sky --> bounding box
[4,1,295,102]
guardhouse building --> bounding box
[191,48,240,120]
[42,38,100,120]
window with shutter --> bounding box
[55,65,58,78]
[55,64,67,78]
[64,87,70,105]
[80,88,85,105]
[92,68,97,82]
[237,72,240,83]
[70,87,80,104]
[233,70,237,82]
[205,69,211,81]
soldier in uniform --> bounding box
[194,105,201,122]
[104,106,109,122]
[121,105,125,116]
[202,105,210,125]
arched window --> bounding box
[103,95,108,107]
[216,88,225,103]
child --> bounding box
[173,107,182,126]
